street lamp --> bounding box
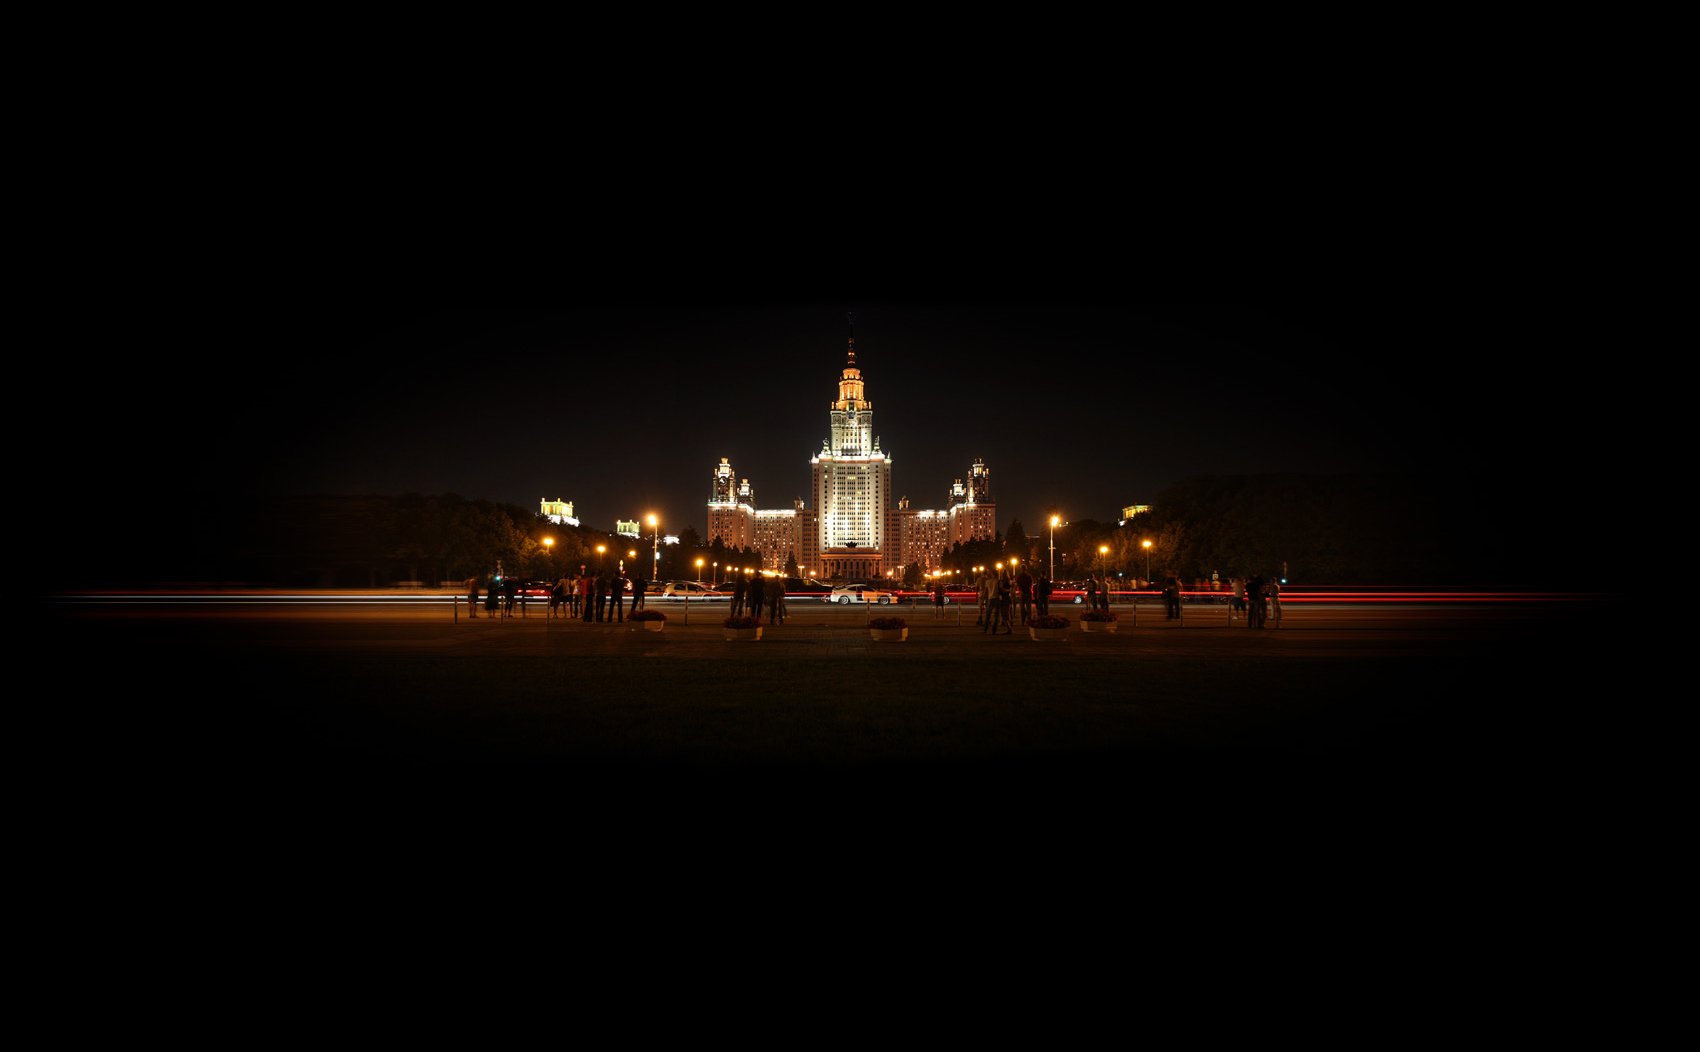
[1099,544,1109,572]
[648,513,660,586]
[712,561,718,585]
[1142,539,1152,583]
[696,557,704,583]
[1049,515,1061,579]
[596,544,606,570]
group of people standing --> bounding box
[1081,574,1115,613]
[556,568,647,623]
[464,575,523,619]
[969,566,1095,634]
[970,568,1120,633]
[1228,573,1281,628]
[464,569,648,623]
[727,573,787,624]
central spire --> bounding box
[834,314,867,412]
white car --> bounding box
[826,585,894,605]
[661,581,724,599]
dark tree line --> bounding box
[61,492,779,591]
[943,471,1569,589]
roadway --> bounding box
[60,588,1626,866]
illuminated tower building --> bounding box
[898,458,995,574]
[706,457,754,551]
[706,320,990,582]
[810,323,892,581]
[947,457,996,546]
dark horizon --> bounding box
[81,302,1567,518]
[44,296,1619,590]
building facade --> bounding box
[706,457,755,552]
[706,332,994,582]
[946,458,997,548]
[540,498,579,526]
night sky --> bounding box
[67,294,1600,560]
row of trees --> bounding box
[927,472,1557,588]
[81,493,770,589]
[67,471,1561,590]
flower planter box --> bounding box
[641,621,665,633]
[723,627,763,641]
[1028,626,1069,641]
[869,627,908,642]
[1079,620,1117,633]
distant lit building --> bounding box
[707,458,755,552]
[946,458,997,547]
[754,508,799,573]
[615,519,640,538]
[707,327,994,581]
[541,498,579,526]
[1120,504,1151,523]
[897,499,951,573]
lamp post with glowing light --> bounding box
[696,557,704,584]
[596,544,606,571]
[647,513,660,588]
[1142,539,1152,584]
[1049,515,1060,580]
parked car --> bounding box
[826,585,894,605]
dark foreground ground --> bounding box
[64,597,1626,849]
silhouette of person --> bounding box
[747,574,765,622]
[995,570,1014,634]
[466,576,481,619]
